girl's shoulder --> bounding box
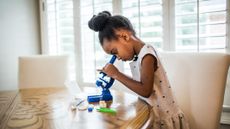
[138,44,159,62]
[137,44,160,70]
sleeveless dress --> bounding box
[129,44,190,129]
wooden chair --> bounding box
[18,55,68,89]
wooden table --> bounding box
[0,87,151,129]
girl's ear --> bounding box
[123,33,130,41]
[116,29,130,42]
[119,31,130,41]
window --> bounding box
[122,0,163,48]
[122,0,163,75]
[44,0,76,80]
[80,0,113,83]
[175,0,227,51]
[41,0,229,83]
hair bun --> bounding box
[88,11,111,32]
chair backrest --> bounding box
[18,55,68,89]
[159,52,230,129]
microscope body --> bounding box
[87,55,116,103]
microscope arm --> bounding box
[87,55,117,103]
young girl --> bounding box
[88,11,190,129]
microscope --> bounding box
[87,55,117,103]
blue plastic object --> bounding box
[87,55,117,103]
[88,104,94,112]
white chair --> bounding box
[158,52,230,129]
[18,55,68,89]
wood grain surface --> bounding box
[0,91,18,125]
[0,87,150,129]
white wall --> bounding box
[0,0,41,91]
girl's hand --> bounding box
[98,64,120,79]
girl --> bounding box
[88,11,190,129]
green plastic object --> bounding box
[97,108,117,114]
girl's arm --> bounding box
[102,54,157,98]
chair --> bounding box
[18,55,68,89]
[157,52,230,129]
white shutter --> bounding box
[80,0,113,83]
[175,0,227,51]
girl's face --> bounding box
[102,30,135,61]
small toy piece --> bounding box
[77,101,88,111]
[87,55,117,103]
[88,104,94,112]
[76,99,85,106]
[97,107,117,114]
[70,98,84,110]
[99,100,107,108]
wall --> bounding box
[0,0,41,91]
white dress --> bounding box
[129,44,190,129]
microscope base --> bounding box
[87,94,113,103]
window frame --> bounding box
[72,0,84,86]
[163,0,176,50]
[39,0,49,54]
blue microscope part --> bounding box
[87,55,116,103]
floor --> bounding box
[220,124,230,129]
